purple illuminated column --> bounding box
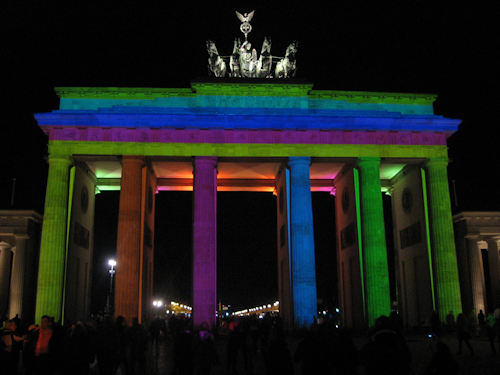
[288,157,317,328]
[192,156,218,329]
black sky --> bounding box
[2,1,499,312]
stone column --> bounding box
[8,236,29,318]
[192,156,218,329]
[357,157,391,327]
[288,157,317,328]
[115,156,145,324]
[35,155,73,323]
[466,237,486,314]
[486,239,500,308]
[425,158,462,322]
[0,242,12,317]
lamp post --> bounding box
[105,259,116,316]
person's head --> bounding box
[199,321,210,332]
[6,319,17,331]
[41,315,51,329]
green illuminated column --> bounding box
[424,158,462,322]
[35,155,73,323]
[356,157,391,326]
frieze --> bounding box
[44,126,449,146]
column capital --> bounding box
[192,156,218,166]
[47,155,73,166]
[0,241,12,249]
[356,157,381,168]
[288,157,311,167]
[121,155,145,166]
[425,158,449,168]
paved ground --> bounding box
[148,330,500,375]
[14,329,500,374]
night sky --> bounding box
[2,2,499,313]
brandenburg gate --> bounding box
[34,80,462,330]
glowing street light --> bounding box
[105,259,116,316]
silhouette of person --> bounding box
[456,313,473,355]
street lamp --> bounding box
[105,259,116,316]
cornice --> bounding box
[55,87,195,100]
[309,90,437,105]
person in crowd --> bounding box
[227,316,242,375]
[264,324,294,375]
[485,313,497,356]
[149,316,162,347]
[333,328,359,375]
[95,315,120,375]
[359,315,411,375]
[192,322,219,375]
[23,315,61,375]
[294,323,335,375]
[128,317,148,375]
[456,313,474,356]
[430,311,442,339]
[477,309,486,327]
[423,339,459,375]
[173,325,194,375]
[445,311,455,329]
[1,318,27,374]
[63,321,94,375]
[468,309,479,337]
[114,315,130,374]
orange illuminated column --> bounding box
[424,158,462,322]
[192,156,218,329]
[35,155,73,323]
[115,156,145,324]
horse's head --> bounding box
[206,40,218,56]
[261,37,272,54]
[232,38,241,54]
[286,41,298,56]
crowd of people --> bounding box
[2,309,500,375]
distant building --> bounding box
[0,210,42,323]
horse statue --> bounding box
[239,40,258,78]
[207,40,227,77]
[275,40,298,78]
[256,37,273,78]
[229,38,241,77]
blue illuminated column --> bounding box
[356,157,391,327]
[288,157,317,328]
[192,156,218,329]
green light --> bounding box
[35,156,72,323]
[421,168,436,310]
[357,158,391,327]
[353,168,366,321]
